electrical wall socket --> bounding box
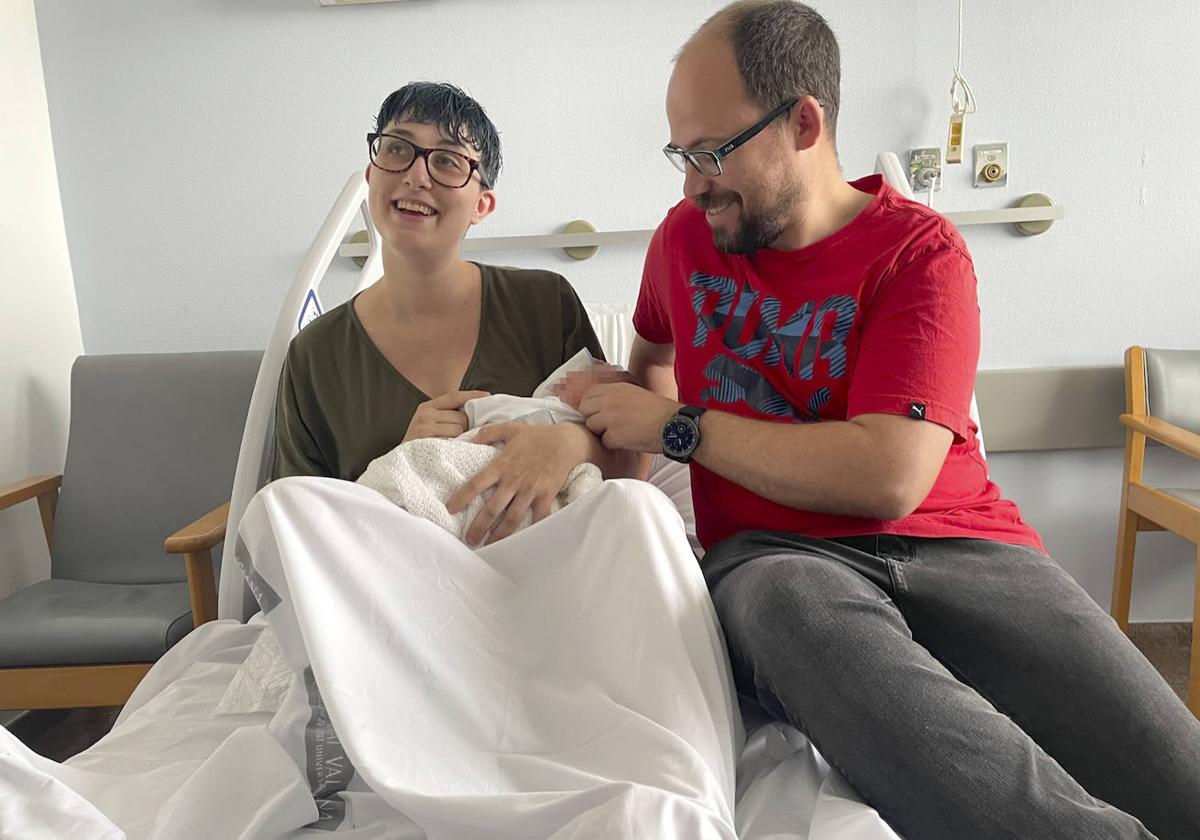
[974,143,1008,188]
[908,147,942,192]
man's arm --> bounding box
[579,381,953,521]
[628,336,678,402]
[616,335,954,517]
[626,336,678,480]
[691,410,952,520]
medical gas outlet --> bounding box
[908,147,942,193]
[973,143,1008,188]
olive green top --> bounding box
[272,264,604,481]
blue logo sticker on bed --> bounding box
[298,289,324,332]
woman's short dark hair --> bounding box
[375,81,502,188]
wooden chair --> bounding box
[0,352,258,710]
[1112,346,1200,715]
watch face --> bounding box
[663,417,698,457]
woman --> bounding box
[272,81,631,545]
[247,80,738,840]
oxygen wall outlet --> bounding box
[974,143,1008,188]
[908,147,942,192]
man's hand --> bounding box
[446,422,590,546]
[578,382,681,453]
[402,390,491,443]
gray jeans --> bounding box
[702,531,1200,840]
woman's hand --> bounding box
[402,390,491,443]
[446,422,591,546]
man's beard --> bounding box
[701,179,803,255]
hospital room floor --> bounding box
[6,705,120,762]
[3,623,1193,763]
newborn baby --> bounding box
[357,350,604,545]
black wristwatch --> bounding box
[661,405,708,464]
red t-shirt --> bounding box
[634,175,1044,552]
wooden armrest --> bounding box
[165,502,228,628]
[0,474,62,512]
[1120,414,1200,460]
[164,502,230,554]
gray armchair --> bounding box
[0,351,260,710]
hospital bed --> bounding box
[6,169,966,839]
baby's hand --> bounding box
[550,363,636,409]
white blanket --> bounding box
[230,476,740,838]
[357,439,600,544]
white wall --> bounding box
[33,0,1200,363]
[1,0,83,599]
[30,0,1200,616]
[988,447,1200,623]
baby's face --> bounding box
[550,363,634,410]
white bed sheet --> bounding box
[25,622,896,840]
[1,626,898,840]
[1,454,898,840]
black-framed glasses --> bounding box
[663,99,799,177]
[367,133,490,189]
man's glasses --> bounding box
[663,99,799,177]
[367,133,489,189]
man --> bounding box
[578,2,1200,838]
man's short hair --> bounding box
[374,82,502,188]
[697,1,841,140]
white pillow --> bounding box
[583,302,636,368]
[646,454,702,556]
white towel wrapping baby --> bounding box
[235,475,740,838]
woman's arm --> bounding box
[560,422,640,479]
[446,419,636,547]
[272,354,332,480]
